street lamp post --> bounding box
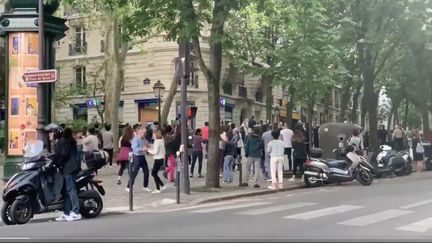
[152,80,165,125]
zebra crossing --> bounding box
[182,198,432,233]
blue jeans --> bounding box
[64,174,80,215]
[223,155,235,182]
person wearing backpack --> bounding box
[412,129,424,174]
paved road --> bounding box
[1,173,432,241]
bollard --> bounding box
[238,161,243,186]
[128,152,134,211]
[176,151,181,204]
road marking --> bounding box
[237,202,316,216]
[284,205,363,220]
[397,217,432,232]
[400,199,432,210]
[338,209,412,226]
[190,202,271,213]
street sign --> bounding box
[88,98,102,108]
[22,69,58,83]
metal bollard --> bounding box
[238,161,243,186]
[128,152,133,211]
[176,151,181,204]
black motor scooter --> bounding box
[371,144,412,177]
[304,146,374,187]
[1,141,107,225]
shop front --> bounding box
[136,99,159,124]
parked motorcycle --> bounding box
[372,144,412,177]
[304,146,374,187]
[1,140,108,225]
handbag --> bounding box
[118,147,132,161]
[416,142,425,154]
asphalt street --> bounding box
[2,172,432,241]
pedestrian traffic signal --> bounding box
[188,106,198,118]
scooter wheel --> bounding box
[1,201,16,225]
[10,197,32,225]
[304,175,322,188]
[80,196,103,219]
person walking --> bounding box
[248,116,257,129]
[267,130,285,190]
[412,129,425,174]
[116,125,134,185]
[261,124,274,180]
[163,125,179,183]
[222,132,237,183]
[242,128,264,188]
[147,129,167,194]
[290,129,307,181]
[378,125,388,145]
[280,123,294,171]
[348,129,363,156]
[191,128,204,178]
[126,127,151,192]
[102,124,114,167]
[55,128,81,222]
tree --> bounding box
[352,0,407,151]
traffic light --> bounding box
[188,106,198,119]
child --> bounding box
[147,129,167,194]
[267,130,285,190]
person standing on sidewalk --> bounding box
[280,123,294,171]
[222,132,237,183]
[267,130,285,190]
[116,125,134,185]
[126,127,151,192]
[147,129,167,194]
[55,128,81,222]
[290,128,307,182]
[393,125,404,151]
[262,124,274,181]
[201,122,209,159]
[102,124,114,167]
[191,128,204,178]
[412,129,425,174]
[242,128,264,188]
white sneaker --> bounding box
[125,187,130,193]
[160,185,168,191]
[152,190,161,194]
[142,187,152,192]
[288,178,296,182]
[266,179,273,182]
[55,213,68,222]
[66,212,81,222]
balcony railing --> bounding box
[69,42,87,56]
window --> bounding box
[69,26,86,55]
[100,40,105,53]
[72,105,88,121]
[75,66,86,89]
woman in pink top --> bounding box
[201,122,209,157]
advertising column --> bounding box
[7,33,39,156]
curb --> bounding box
[191,183,305,205]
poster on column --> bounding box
[7,32,39,156]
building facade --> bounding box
[54,11,344,129]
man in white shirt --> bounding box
[280,123,294,171]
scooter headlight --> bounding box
[21,162,36,170]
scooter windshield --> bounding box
[23,140,44,159]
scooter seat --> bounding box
[77,168,93,178]
[324,160,348,169]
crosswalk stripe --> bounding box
[190,202,272,213]
[400,199,432,210]
[338,209,412,226]
[284,205,363,220]
[237,202,317,216]
[397,217,432,233]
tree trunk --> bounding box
[387,105,395,131]
[422,108,430,139]
[263,74,273,123]
[339,83,351,122]
[103,14,127,152]
[351,83,362,124]
[307,101,314,148]
[404,99,409,129]
[364,71,379,151]
[360,94,367,128]
[286,87,294,128]
[161,54,181,127]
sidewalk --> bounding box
[0,155,305,214]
